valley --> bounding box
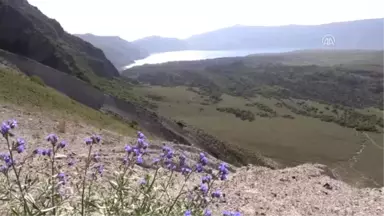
[124,50,384,187]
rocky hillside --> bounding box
[0,0,119,81]
[0,103,383,216]
[76,34,149,69]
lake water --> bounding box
[123,49,297,69]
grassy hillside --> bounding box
[0,66,136,136]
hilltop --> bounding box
[75,34,149,69]
[132,36,188,54]
[0,0,118,81]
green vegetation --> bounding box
[124,50,383,110]
[216,107,255,121]
[0,67,136,135]
[29,75,46,86]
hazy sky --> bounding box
[28,0,383,41]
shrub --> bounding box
[216,107,255,122]
[0,119,240,216]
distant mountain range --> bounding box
[185,19,384,50]
[77,18,383,68]
[132,36,188,54]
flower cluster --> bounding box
[124,131,149,165]
[33,134,68,157]
[196,152,208,173]
[218,162,229,180]
[0,119,242,216]
[57,172,67,185]
[16,138,26,153]
[0,153,12,172]
[223,211,242,216]
[1,119,17,137]
[85,134,101,145]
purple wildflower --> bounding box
[1,122,10,136]
[96,164,104,176]
[16,138,25,146]
[219,162,229,174]
[223,211,231,216]
[58,140,67,149]
[139,178,147,185]
[162,145,171,153]
[196,163,203,173]
[166,150,174,159]
[33,148,43,155]
[219,162,229,180]
[136,155,143,165]
[182,167,191,176]
[200,156,208,166]
[46,134,58,145]
[15,138,26,153]
[68,159,75,167]
[0,165,7,173]
[3,154,13,167]
[16,144,25,153]
[184,210,192,216]
[152,158,160,164]
[42,149,52,157]
[141,141,149,149]
[200,183,208,194]
[202,175,212,183]
[0,153,9,160]
[204,209,212,216]
[179,154,186,166]
[85,138,92,145]
[91,135,101,144]
[133,148,140,156]
[93,152,101,162]
[57,172,66,185]
[137,131,145,139]
[7,119,17,129]
[220,174,228,181]
[125,145,132,153]
[212,190,221,198]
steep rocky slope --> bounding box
[0,0,119,80]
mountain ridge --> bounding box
[75,33,149,69]
[0,0,119,80]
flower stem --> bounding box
[5,135,30,215]
[166,171,193,216]
[81,144,93,216]
[51,145,57,216]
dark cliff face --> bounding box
[0,0,119,79]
